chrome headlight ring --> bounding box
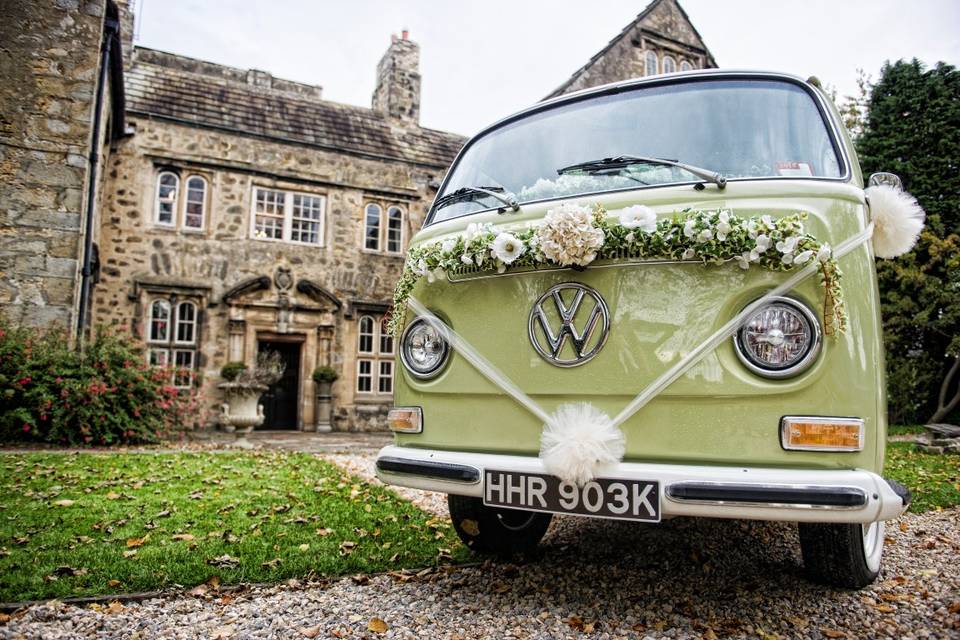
[733,296,822,379]
[399,316,451,380]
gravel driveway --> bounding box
[2,454,958,640]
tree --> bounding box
[856,59,960,424]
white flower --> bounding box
[619,205,657,232]
[491,232,525,264]
[683,220,697,238]
[716,220,732,241]
[460,254,473,265]
[681,248,696,260]
[497,263,507,274]
[463,223,480,243]
[755,234,771,253]
[794,250,814,265]
[761,215,774,228]
[782,253,794,265]
[776,236,799,254]
[536,203,605,267]
[697,229,713,243]
[441,238,457,254]
[718,210,730,223]
[749,248,761,261]
[746,220,758,239]
[735,252,751,269]
[412,258,428,276]
[817,243,832,262]
[625,232,635,243]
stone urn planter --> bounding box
[218,382,268,445]
[312,366,338,433]
[217,354,285,448]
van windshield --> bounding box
[430,78,843,223]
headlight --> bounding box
[733,296,821,378]
[400,317,450,379]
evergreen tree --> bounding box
[857,59,960,424]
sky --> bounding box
[134,0,960,137]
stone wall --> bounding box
[92,115,449,430]
[0,0,109,328]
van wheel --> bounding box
[798,521,884,588]
[448,494,552,555]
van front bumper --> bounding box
[375,445,909,524]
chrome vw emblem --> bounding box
[528,283,610,367]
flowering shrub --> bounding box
[391,204,844,336]
[0,321,201,445]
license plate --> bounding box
[483,470,660,522]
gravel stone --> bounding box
[2,453,957,639]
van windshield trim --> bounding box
[425,72,849,227]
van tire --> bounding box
[448,494,552,555]
[798,521,884,588]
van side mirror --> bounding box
[868,172,903,191]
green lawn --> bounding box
[884,441,960,512]
[0,452,464,602]
[0,438,956,603]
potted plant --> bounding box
[311,366,338,433]
[217,352,284,446]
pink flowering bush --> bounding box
[0,320,200,445]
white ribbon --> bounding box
[407,222,874,470]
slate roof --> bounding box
[124,47,466,170]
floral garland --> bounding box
[390,203,845,336]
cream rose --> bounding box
[536,204,605,267]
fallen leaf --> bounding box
[207,555,240,568]
[53,499,75,507]
[106,601,124,614]
[298,543,310,552]
[367,618,388,634]
[155,509,172,518]
[873,604,896,613]
[52,566,88,577]
[315,528,333,537]
[339,541,357,556]
[460,519,480,536]
[566,615,585,631]
[261,558,281,569]
[301,625,322,638]
[0,613,10,623]
[126,534,149,548]
[187,584,209,597]
[106,492,121,500]
[210,624,235,639]
[122,550,137,558]
[948,601,960,614]
[207,575,221,590]
[172,534,195,542]
[107,579,121,587]
[821,629,847,638]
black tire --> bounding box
[447,494,552,555]
[798,521,884,588]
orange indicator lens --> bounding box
[387,407,422,433]
[781,417,863,451]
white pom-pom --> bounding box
[539,403,625,486]
[865,184,925,258]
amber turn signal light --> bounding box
[387,407,423,434]
[780,417,864,452]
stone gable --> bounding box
[547,0,717,98]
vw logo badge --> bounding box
[528,282,610,367]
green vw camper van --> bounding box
[376,70,913,588]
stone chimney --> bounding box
[371,31,420,124]
[112,0,135,69]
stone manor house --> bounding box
[0,0,715,431]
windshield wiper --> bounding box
[433,186,520,213]
[558,155,726,189]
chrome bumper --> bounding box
[375,445,908,524]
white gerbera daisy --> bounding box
[491,232,525,264]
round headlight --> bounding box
[400,317,450,379]
[733,297,821,378]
